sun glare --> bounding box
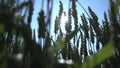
[60,12,68,34]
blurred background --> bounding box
[0,0,120,68]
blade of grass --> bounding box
[81,42,115,68]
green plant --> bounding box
[0,0,120,68]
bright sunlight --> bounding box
[60,12,68,34]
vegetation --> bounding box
[0,0,120,68]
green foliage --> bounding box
[0,45,7,68]
[114,0,120,16]
[81,43,115,68]
[0,24,5,33]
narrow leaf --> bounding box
[81,43,115,68]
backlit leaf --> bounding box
[81,43,115,68]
